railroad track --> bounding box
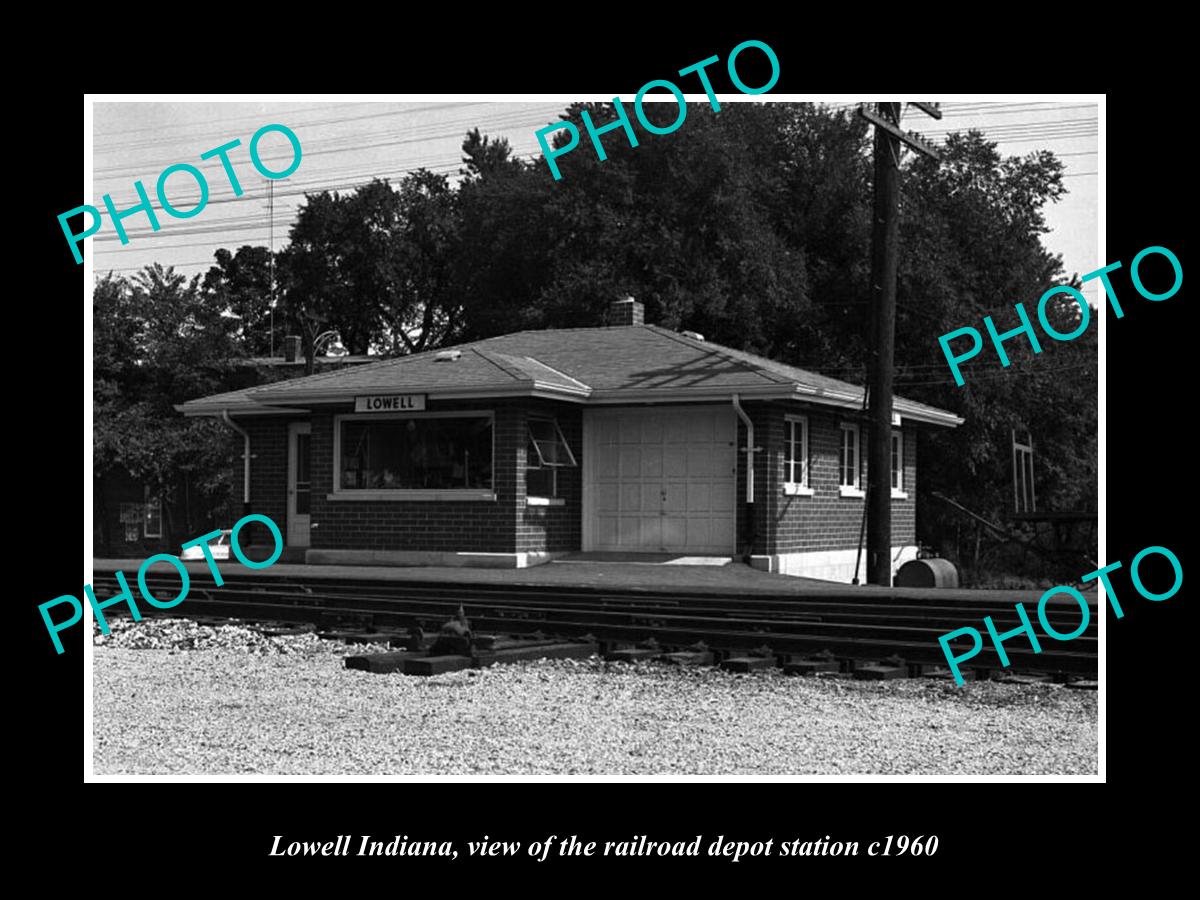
[90,570,1098,679]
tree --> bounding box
[281,188,380,361]
[201,245,277,357]
[460,127,524,179]
[452,105,1095,571]
[382,169,459,354]
[281,176,459,361]
[451,136,557,341]
[162,102,1095,577]
[453,102,842,355]
[93,265,245,538]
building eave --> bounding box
[245,380,593,407]
[183,381,961,426]
[176,403,312,418]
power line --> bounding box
[93,105,1097,182]
[95,259,215,273]
[93,102,493,154]
[898,360,1095,387]
[93,106,564,179]
[93,148,474,209]
[93,102,353,139]
[91,153,544,249]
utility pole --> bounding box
[267,179,276,358]
[859,101,941,585]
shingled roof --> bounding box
[178,324,962,427]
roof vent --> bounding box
[681,330,705,342]
[434,349,462,362]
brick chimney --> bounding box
[608,296,645,326]
[283,335,302,362]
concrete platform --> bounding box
[93,557,1099,608]
[557,552,734,566]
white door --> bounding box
[287,422,312,548]
[587,406,736,554]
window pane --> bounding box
[340,417,493,490]
[144,497,162,537]
[528,419,576,467]
[296,433,311,483]
[529,419,558,443]
[533,438,566,465]
[296,431,312,512]
[841,427,857,487]
[801,422,811,487]
[527,467,554,498]
[785,422,795,482]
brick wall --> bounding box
[894,429,917,547]
[741,403,917,556]
[308,400,518,554]
[516,403,583,554]
[234,399,587,558]
[233,417,292,547]
[735,405,771,556]
[231,399,918,561]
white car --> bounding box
[180,529,232,561]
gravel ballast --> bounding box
[92,619,1097,775]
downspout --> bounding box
[731,394,758,561]
[220,410,251,516]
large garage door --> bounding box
[587,406,737,554]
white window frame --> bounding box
[329,410,497,501]
[891,430,908,499]
[839,422,864,497]
[783,414,813,496]
[525,416,576,506]
[143,490,162,538]
[119,501,142,543]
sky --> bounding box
[90,98,1099,304]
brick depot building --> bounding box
[180,300,962,582]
